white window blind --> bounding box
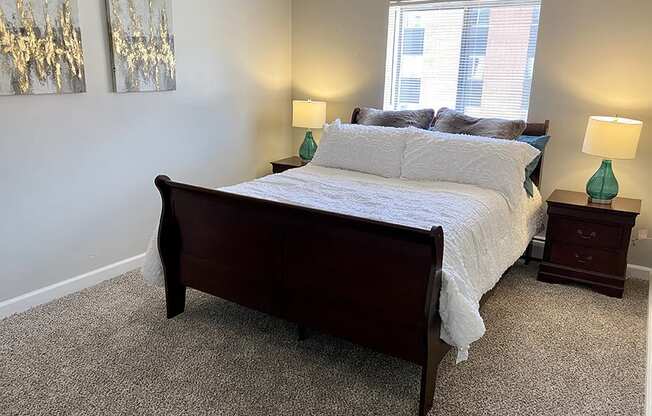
[384,0,541,120]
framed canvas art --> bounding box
[106,0,176,93]
[0,0,86,95]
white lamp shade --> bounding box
[292,100,327,129]
[582,116,643,160]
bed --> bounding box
[144,112,550,416]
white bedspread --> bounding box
[142,165,544,362]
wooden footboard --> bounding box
[155,175,449,416]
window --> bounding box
[521,6,540,110]
[399,78,422,104]
[402,27,425,55]
[384,0,542,120]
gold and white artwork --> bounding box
[0,0,86,95]
[106,0,176,93]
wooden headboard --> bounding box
[351,108,550,188]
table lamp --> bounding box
[582,116,643,204]
[293,99,326,161]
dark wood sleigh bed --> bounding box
[155,111,550,416]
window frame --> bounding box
[384,0,542,119]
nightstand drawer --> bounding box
[548,217,624,249]
[549,243,622,275]
[539,190,640,298]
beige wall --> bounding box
[291,0,390,147]
[1,0,292,302]
[529,0,652,266]
[4,0,649,303]
[291,0,652,267]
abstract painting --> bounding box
[0,0,86,95]
[106,0,175,93]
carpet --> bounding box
[0,263,647,415]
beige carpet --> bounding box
[0,263,647,415]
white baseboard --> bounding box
[0,253,146,320]
[532,238,545,260]
[629,264,652,281]
[530,239,650,280]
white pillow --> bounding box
[311,119,415,178]
[401,130,540,207]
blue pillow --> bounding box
[517,135,551,197]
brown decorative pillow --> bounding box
[432,108,526,140]
[356,107,435,130]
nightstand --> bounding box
[538,190,641,298]
[271,156,308,174]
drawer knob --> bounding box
[574,253,594,264]
[576,229,597,240]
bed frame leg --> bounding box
[166,285,186,319]
[297,325,308,341]
[418,352,439,416]
[523,242,533,265]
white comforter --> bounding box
[143,165,544,362]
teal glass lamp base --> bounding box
[586,160,619,205]
[299,130,318,161]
